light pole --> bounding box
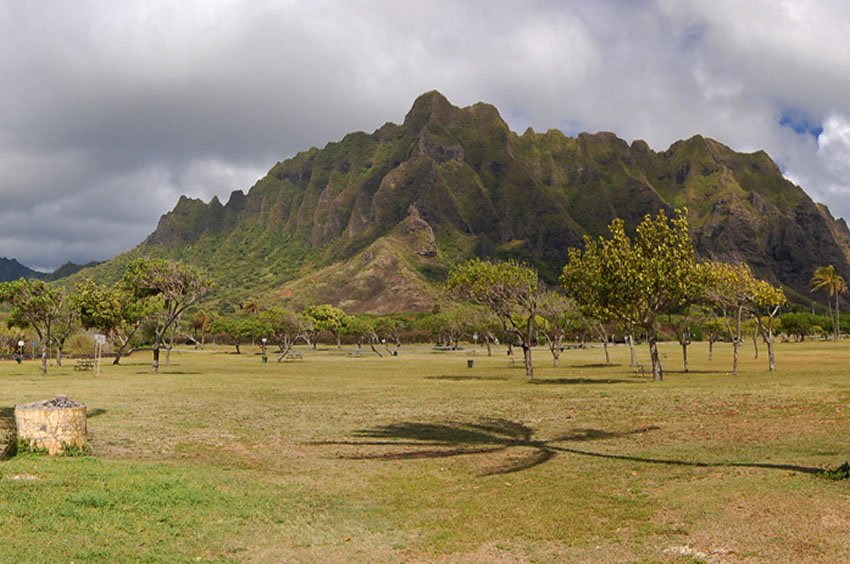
[16,340,24,364]
[261,337,268,363]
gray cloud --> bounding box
[1,0,849,269]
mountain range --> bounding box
[55,91,850,313]
[0,257,98,283]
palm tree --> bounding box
[810,265,848,341]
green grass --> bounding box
[2,340,850,561]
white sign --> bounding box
[94,334,107,345]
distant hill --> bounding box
[0,258,100,283]
[67,91,850,313]
[0,257,44,281]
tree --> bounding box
[536,291,579,368]
[447,259,540,380]
[76,279,160,365]
[562,209,702,381]
[302,304,348,348]
[0,279,67,374]
[810,265,847,342]
[778,312,820,342]
[341,315,383,357]
[695,308,725,361]
[260,307,309,361]
[211,315,269,354]
[50,293,79,367]
[123,258,212,372]
[705,262,750,375]
[747,278,787,372]
[704,262,786,374]
[664,306,701,373]
[188,310,212,348]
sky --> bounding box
[2,0,850,271]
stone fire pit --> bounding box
[15,396,87,455]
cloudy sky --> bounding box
[2,1,850,270]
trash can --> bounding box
[467,359,474,368]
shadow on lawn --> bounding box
[531,378,643,385]
[427,375,510,382]
[315,418,824,477]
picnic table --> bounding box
[74,359,96,372]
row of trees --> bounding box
[0,258,211,374]
[449,209,796,381]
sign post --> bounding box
[94,334,106,376]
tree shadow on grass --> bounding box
[531,378,644,385]
[570,363,623,368]
[313,418,824,477]
[427,375,510,382]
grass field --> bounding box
[1,339,850,562]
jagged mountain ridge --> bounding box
[73,91,850,313]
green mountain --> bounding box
[69,91,850,312]
[0,258,97,283]
[0,257,44,281]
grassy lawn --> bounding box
[1,340,850,562]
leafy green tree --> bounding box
[303,304,348,348]
[705,262,785,373]
[536,291,579,368]
[447,259,540,380]
[340,315,382,356]
[189,309,212,348]
[810,265,847,341]
[259,307,309,361]
[0,279,67,374]
[562,209,702,381]
[778,311,819,343]
[123,258,212,372]
[50,293,79,367]
[747,277,787,372]
[694,308,726,360]
[705,262,751,375]
[211,316,270,354]
[75,279,161,365]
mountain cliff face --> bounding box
[75,91,850,312]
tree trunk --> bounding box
[523,344,533,380]
[550,341,560,368]
[598,324,610,364]
[336,333,341,348]
[235,342,241,354]
[732,307,743,375]
[648,334,662,381]
[708,337,714,361]
[485,337,492,357]
[752,331,759,359]
[681,342,688,373]
[40,341,47,374]
[732,339,740,375]
[56,345,63,367]
[758,320,777,372]
[836,293,841,342]
[152,345,160,373]
[628,334,637,368]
